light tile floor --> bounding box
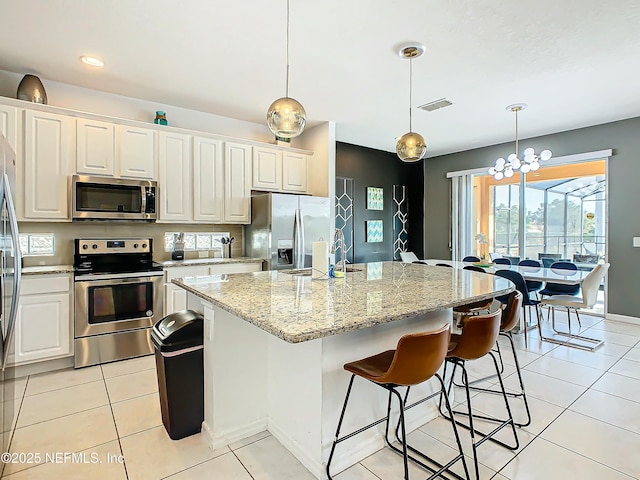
[3,310,640,479]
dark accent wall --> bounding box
[336,142,424,263]
[424,116,640,318]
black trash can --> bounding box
[151,310,204,440]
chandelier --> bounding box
[488,103,552,180]
[395,43,427,162]
[266,0,306,139]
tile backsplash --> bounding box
[18,222,244,267]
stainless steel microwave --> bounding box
[72,175,157,221]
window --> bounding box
[164,232,230,256]
[19,233,55,256]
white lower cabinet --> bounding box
[9,275,72,366]
[163,262,262,315]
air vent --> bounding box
[418,98,453,112]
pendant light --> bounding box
[396,43,427,162]
[266,0,306,139]
[488,104,552,180]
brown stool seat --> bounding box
[344,350,395,380]
[447,310,501,361]
[327,323,470,480]
[344,327,451,386]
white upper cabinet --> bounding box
[23,110,74,220]
[252,147,282,191]
[193,136,224,223]
[224,142,252,223]
[158,131,192,222]
[76,118,115,176]
[116,125,156,179]
[282,152,308,193]
[0,104,18,151]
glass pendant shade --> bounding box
[267,96,306,139]
[488,103,553,180]
[396,132,427,162]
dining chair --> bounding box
[494,269,541,347]
[436,263,454,268]
[538,260,581,328]
[463,265,487,273]
[518,259,543,297]
[538,261,581,302]
[463,256,481,262]
[539,263,610,351]
[493,258,511,265]
[400,251,419,263]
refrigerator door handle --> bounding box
[293,209,301,269]
[298,208,306,269]
[2,173,22,370]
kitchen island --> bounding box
[173,262,513,478]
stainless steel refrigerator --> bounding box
[245,193,330,271]
[0,133,21,468]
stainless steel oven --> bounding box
[74,238,163,367]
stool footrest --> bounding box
[445,410,519,451]
[386,440,468,480]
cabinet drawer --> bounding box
[164,266,210,282]
[21,275,71,295]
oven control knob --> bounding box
[82,244,88,250]
[133,243,139,249]
[142,243,147,249]
[92,244,98,249]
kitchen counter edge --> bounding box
[158,257,264,268]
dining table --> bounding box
[422,259,590,285]
[419,259,603,351]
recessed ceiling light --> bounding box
[80,56,104,67]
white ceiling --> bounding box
[1,0,639,157]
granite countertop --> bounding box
[173,262,514,344]
[159,257,264,268]
[22,265,74,276]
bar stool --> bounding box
[439,310,519,480]
[326,324,470,480]
[455,291,531,428]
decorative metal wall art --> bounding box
[335,177,354,263]
[393,185,409,260]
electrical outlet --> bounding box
[633,237,640,248]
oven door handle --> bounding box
[74,271,164,282]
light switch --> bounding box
[634,237,640,248]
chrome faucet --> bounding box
[331,228,346,273]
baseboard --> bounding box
[13,356,74,378]
[267,418,384,480]
[606,313,640,325]
[267,402,439,479]
[201,418,268,450]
